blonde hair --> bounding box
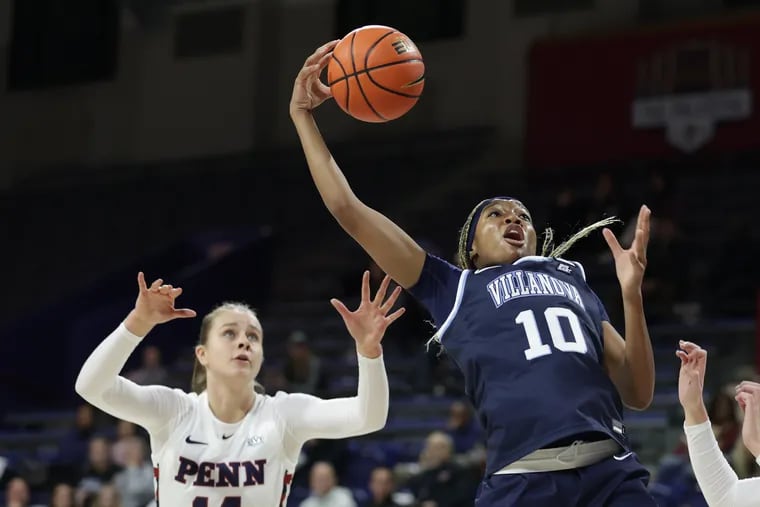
[455,198,620,269]
[192,302,265,395]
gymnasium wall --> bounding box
[0,0,644,186]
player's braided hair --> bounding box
[455,198,620,268]
[193,302,266,395]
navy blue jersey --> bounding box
[409,254,629,476]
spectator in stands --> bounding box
[76,436,122,507]
[49,483,75,507]
[299,461,357,507]
[677,340,760,506]
[284,330,326,395]
[112,436,153,507]
[445,401,483,455]
[293,438,350,490]
[55,404,96,471]
[111,421,140,467]
[548,183,587,245]
[92,484,122,507]
[126,345,168,386]
[366,467,400,507]
[4,477,31,507]
[404,432,478,507]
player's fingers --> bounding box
[304,40,339,66]
[149,278,164,291]
[675,350,689,365]
[158,284,173,295]
[386,307,406,325]
[679,340,701,352]
[736,381,760,396]
[360,270,371,302]
[170,287,183,299]
[137,272,148,292]
[330,298,351,321]
[634,228,648,262]
[602,228,623,257]
[380,285,403,314]
[373,275,391,306]
[174,308,197,319]
[638,205,651,246]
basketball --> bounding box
[327,25,425,123]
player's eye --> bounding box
[223,329,235,338]
[520,213,532,222]
[247,333,259,342]
[487,210,501,217]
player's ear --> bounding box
[195,345,208,366]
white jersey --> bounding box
[684,420,760,507]
[76,323,389,507]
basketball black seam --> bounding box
[365,68,425,99]
[349,31,386,122]
[363,30,397,73]
[330,54,350,111]
[327,59,424,87]
[363,30,423,100]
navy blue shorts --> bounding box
[475,454,658,507]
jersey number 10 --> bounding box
[516,307,588,360]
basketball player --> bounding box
[289,41,658,506]
[75,270,404,506]
[678,340,760,506]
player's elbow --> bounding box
[624,390,653,411]
[74,372,99,402]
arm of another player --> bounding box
[279,273,402,450]
[289,41,426,289]
[677,341,760,507]
[601,205,655,410]
[75,273,197,434]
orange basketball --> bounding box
[327,25,425,123]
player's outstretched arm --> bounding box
[289,41,426,289]
[601,205,655,410]
[677,341,760,507]
[278,273,402,451]
[75,273,196,432]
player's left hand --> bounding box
[736,381,760,457]
[331,271,405,359]
[603,205,650,298]
[676,340,707,415]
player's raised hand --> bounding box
[603,205,650,298]
[736,387,760,457]
[676,340,708,424]
[331,271,405,359]
[125,272,197,337]
[290,40,339,116]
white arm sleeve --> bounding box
[684,420,760,507]
[75,323,190,439]
[276,353,388,458]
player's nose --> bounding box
[504,212,522,224]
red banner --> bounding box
[525,14,760,169]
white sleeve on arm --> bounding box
[75,323,190,438]
[276,353,389,458]
[684,420,760,507]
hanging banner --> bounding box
[525,15,760,169]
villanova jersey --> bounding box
[152,391,296,507]
[410,254,629,476]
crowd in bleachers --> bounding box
[2,156,759,506]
